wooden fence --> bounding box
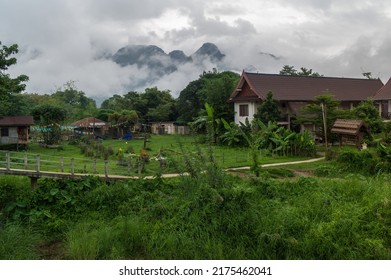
[0,150,135,179]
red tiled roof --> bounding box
[374,77,391,100]
[0,116,34,126]
[229,72,384,102]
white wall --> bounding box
[234,102,258,124]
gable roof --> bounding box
[0,116,34,126]
[374,77,391,100]
[229,71,384,102]
[331,119,369,136]
[71,117,108,128]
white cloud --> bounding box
[2,0,391,102]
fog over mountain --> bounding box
[109,42,226,90]
[3,0,391,103]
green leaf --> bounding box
[50,188,59,196]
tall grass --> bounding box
[2,146,391,259]
[0,223,40,259]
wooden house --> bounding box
[229,71,385,132]
[374,77,391,119]
[71,117,109,137]
[0,116,35,147]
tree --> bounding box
[95,109,115,122]
[109,109,139,137]
[220,119,243,146]
[176,79,205,123]
[279,65,297,76]
[176,71,239,123]
[353,99,384,133]
[297,93,340,144]
[237,119,274,177]
[0,42,29,116]
[143,88,177,122]
[100,87,177,123]
[279,65,322,77]
[254,91,281,123]
[31,104,67,145]
[202,71,239,122]
[191,103,219,144]
[51,81,97,121]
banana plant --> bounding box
[220,118,242,146]
[270,127,296,156]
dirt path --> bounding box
[140,157,326,179]
[226,157,325,171]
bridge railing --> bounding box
[0,150,135,177]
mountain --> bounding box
[192,42,225,62]
[111,42,224,69]
[109,42,225,92]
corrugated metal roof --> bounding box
[71,117,108,128]
[0,116,34,126]
[229,72,384,102]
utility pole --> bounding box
[321,103,328,148]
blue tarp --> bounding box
[122,132,132,140]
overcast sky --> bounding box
[1,0,391,102]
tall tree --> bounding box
[0,42,29,116]
[353,99,383,133]
[297,93,340,143]
[31,104,67,145]
[100,88,177,123]
[51,81,97,121]
[176,71,239,123]
[109,109,138,137]
[279,65,322,77]
[254,91,281,123]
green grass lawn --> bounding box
[1,134,318,176]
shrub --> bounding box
[337,150,378,175]
[314,165,338,177]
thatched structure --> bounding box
[331,119,370,148]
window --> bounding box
[1,128,9,137]
[239,104,249,117]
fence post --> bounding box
[6,151,10,170]
[71,158,75,175]
[60,157,64,172]
[93,160,97,174]
[36,155,40,173]
[127,161,131,176]
[24,152,28,169]
[104,160,108,178]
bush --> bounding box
[337,150,378,175]
[314,165,338,177]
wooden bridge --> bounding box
[0,150,326,188]
[0,150,141,188]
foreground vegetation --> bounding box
[1,145,391,260]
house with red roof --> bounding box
[0,116,35,147]
[374,77,391,119]
[229,71,385,131]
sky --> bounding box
[1,0,391,103]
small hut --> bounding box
[331,119,370,148]
[72,117,109,138]
[0,116,34,148]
